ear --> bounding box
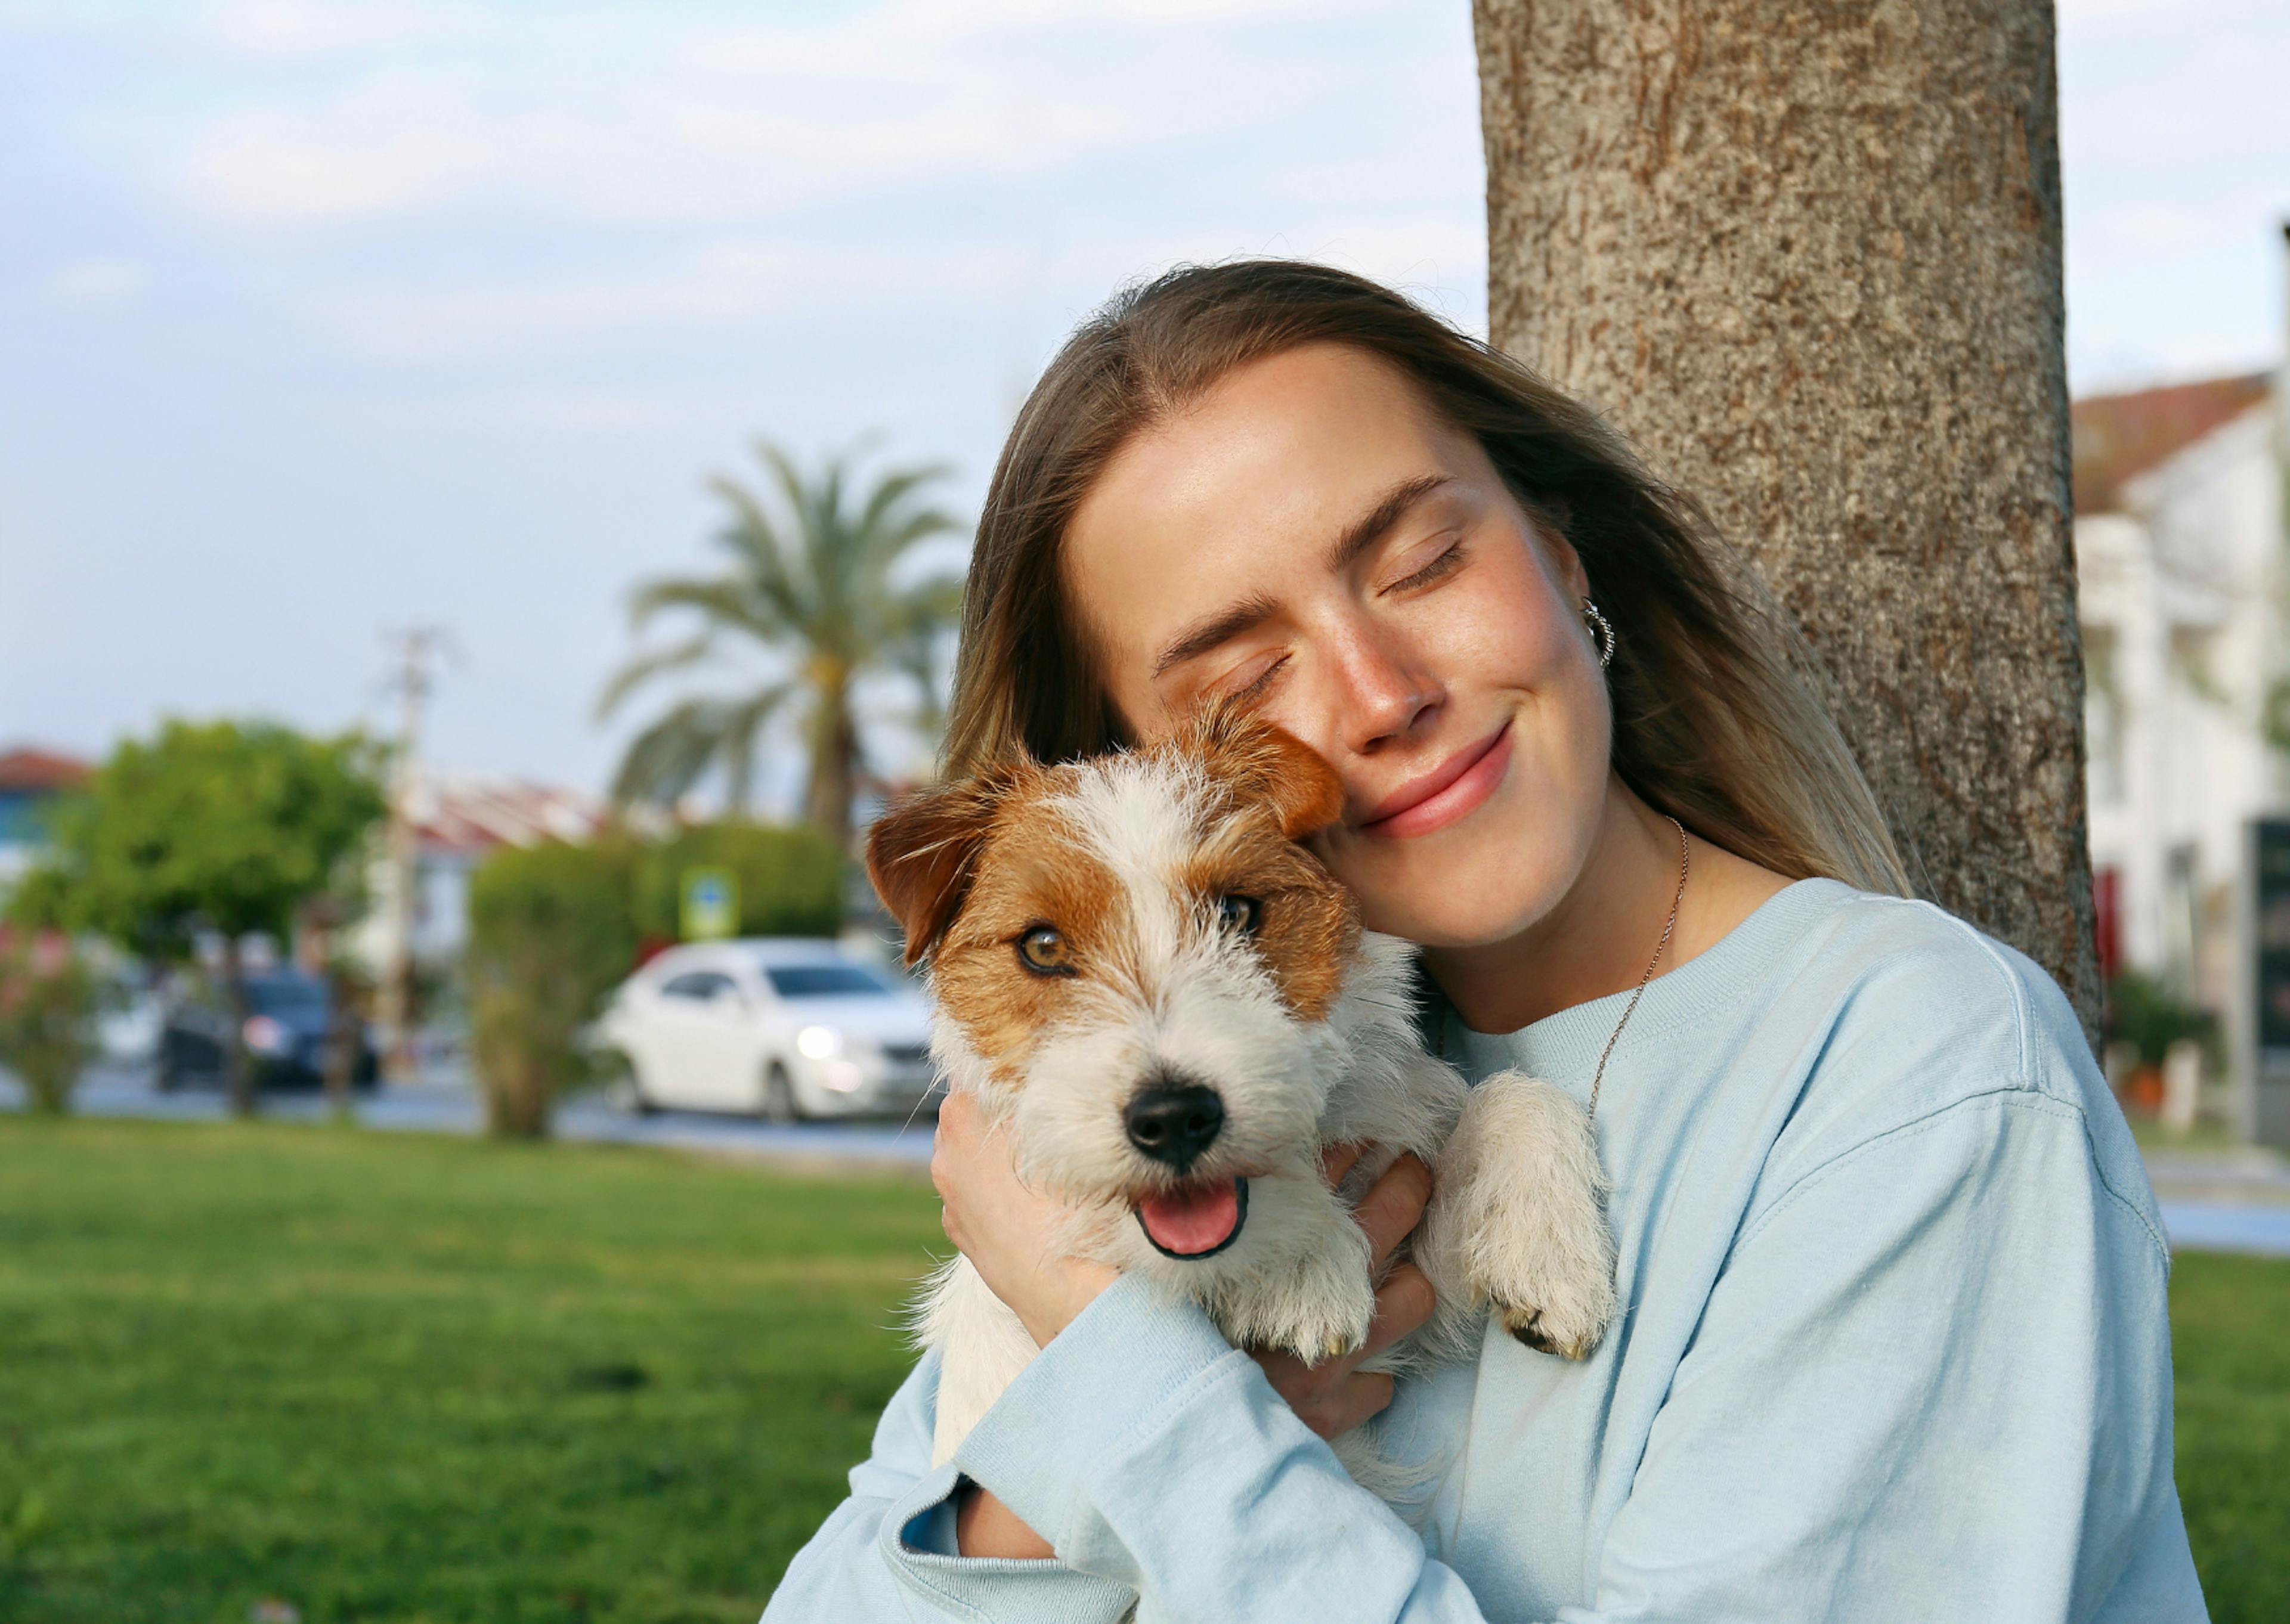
[865,769,1019,965]
[1186,701,1346,839]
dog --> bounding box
[865,706,1617,1484]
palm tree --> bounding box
[599,441,965,847]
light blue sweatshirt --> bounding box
[762,880,2208,1622]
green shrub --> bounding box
[0,934,100,1115]
[466,837,641,1139]
[634,821,844,942]
[2105,969,2221,1070]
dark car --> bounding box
[157,972,379,1092]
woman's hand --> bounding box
[1251,1148,1436,1441]
[933,1088,1119,1349]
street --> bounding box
[1,1060,937,1174]
[9,1064,2290,1256]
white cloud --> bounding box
[203,0,469,58]
[148,2,1344,229]
[41,256,147,304]
[293,236,1023,361]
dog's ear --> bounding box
[865,766,1022,965]
[1187,701,1345,839]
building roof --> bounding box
[407,775,611,857]
[2072,371,2272,515]
[0,748,91,794]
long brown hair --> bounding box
[943,260,1907,895]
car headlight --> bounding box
[795,1024,842,1061]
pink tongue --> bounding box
[1138,1180,1242,1256]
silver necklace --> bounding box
[1586,816,1690,1120]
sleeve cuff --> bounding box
[953,1270,1251,1553]
[874,1458,1138,1623]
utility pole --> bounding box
[377,627,445,1083]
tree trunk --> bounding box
[804,689,861,852]
[1475,0,2097,1034]
[220,937,258,1119]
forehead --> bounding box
[1062,343,1475,674]
[976,754,1215,901]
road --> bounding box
[9,1064,2290,1255]
[2,1060,937,1174]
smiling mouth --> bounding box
[1358,721,1512,836]
[1135,1177,1249,1260]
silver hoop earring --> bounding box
[1583,598,1616,668]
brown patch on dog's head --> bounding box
[926,773,1131,1076]
[1163,708,1359,1022]
[865,761,1035,966]
[1181,701,1344,839]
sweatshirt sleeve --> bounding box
[1579,1088,2205,1623]
[950,1090,2203,1623]
[955,1273,1500,1620]
[760,1346,1140,1623]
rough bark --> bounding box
[1476,0,2097,1033]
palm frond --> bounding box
[606,436,971,831]
[719,681,799,814]
[626,577,779,643]
[608,698,739,807]
[593,632,716,722]
[707,476,812,629]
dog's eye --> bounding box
[1016,925,1074,976]
[1216,895,1263,937]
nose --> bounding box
[1329,623,1441,758]
[1124,1081,1226,1172]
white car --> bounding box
[595,938,937,1121]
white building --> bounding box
[2075,368,2286,1027]
[353,774,613,975]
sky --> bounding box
[2,0,2285,808]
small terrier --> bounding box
[866,707,1616,1482]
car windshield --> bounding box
[246,977,329,1016]
[763,962,896,998]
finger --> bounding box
[1353,1153,1433,1267]
[1358,1262,1435,1359]
[1320,1140,1366,1190]
[1297,1371,1395,1442]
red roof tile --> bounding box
[0,748,92,793]
[2072,372,2271,515]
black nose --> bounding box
[1124,1082,1225,1171]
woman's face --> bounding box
[1062,340,1614,949]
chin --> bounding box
[1341,826,1582,953]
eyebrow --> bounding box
[1148,473,1455,681]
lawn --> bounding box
[0,1119,2283,1623]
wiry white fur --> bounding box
[917,757,1616,1486]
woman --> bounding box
[763,262,2204,1621]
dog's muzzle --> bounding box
[1124,1079,1224,1173]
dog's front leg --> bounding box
[1416,1071,1616,1360]
[919,1253,1042,1466]
[1208,1173,1379,1365]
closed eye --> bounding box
[1228,655,1289,704]
[1384,540,1465,594]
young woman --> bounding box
[763,262,2205,1621]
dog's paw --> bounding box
[1220,1226,1377,1364]
[1494,1276,1612,1362]
[1426,1072,1617,1363]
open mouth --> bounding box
[1134,1176,1249,1260]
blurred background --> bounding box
[1,2,2286,1620]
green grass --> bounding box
[0,1119,2283,1622]
[0,1118,942,1624]
[2169,1252,2290,1622]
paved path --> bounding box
[3,1063,937,1174]
[10,1066,2290,1251]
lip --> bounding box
[1358,721,1513,839]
